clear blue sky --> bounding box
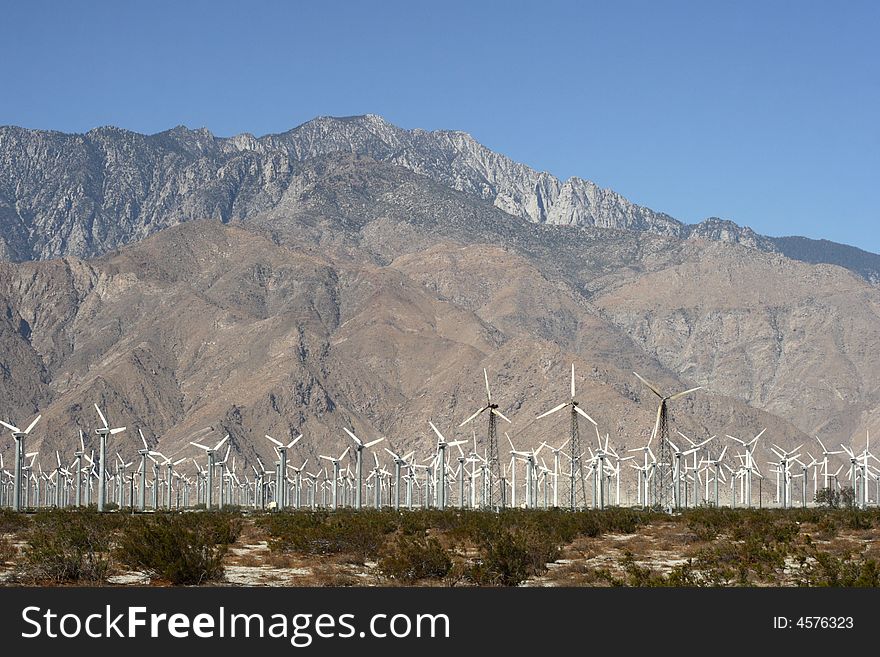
[1,0,877,252]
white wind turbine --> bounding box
[72,430,86,508]
[840,439,865,508]
[541,437,570,508]
[384,445,414,511]
[536,364,598,509]
[507,432,544,509]
[136,429,151,511]
[768,442,802,509]
[703,445,729,507]
[628,434,656,507]
[428,421,466,510]
[0,412,41,511]
[815,435,843,490]
[287,458,309,508]
[677,431,715,507]
[318,445,351,510]
[728,429,765,508]
[265,433,303,509]
[151,451,187,510]
[343,427,384,510]
[633,372,702,511]
[93,404,126,512]
[190,431,226,509]
[460,368,512,509]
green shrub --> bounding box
[21,510,111,583]
[0,508,30,534]
[116,515,230,585]
[378,534,452,583]
[260,510,397,562]
[0,535,17,564]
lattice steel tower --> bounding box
[633,372,702,512]
[460,368,511,510]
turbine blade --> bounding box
[492,408,512,423]
[484,368,491,402]
[139,428,149,450]
[109,427,126,435]
[429,421,446,443]
[574,405,598,425]
[94,404,108,428]
[24,415,41,434]
[287,434,304,449]
[343,426,363,446]
[364,437,385,448]
[571,363,576,399]
[0,420,20,433]
[459,406,485,427]
[536,402,568,419]
[668,386,702,401]
[633,371,663,398]
[214,434,229,450]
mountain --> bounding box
[1,147,879,485]
[2,115,877,282]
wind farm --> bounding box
[3,361,880,588]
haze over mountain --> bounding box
[0,115,877,488]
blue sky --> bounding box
[1,0,877,252]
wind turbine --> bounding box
[460,368,511,509]
[282,458,307,508]
[0,413,40,511]
[428,422,466,510]
[134,429,154,511]
[190,432,226,509]
[728,429,765,508]
[318,446,351,510]
[265,433,303,509]
[384,445,415,511]
[768,442,802,509]
[815,436,843,490]
[343,427,384,510]
[93,404,126,512]
[633,372,702,511]
[541,437,570,508]
[536,364,597,510]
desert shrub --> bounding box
[468,531,533,586]
[378,534,452,583]
[804,553,880,587]
[116,515,229,585]
[682,506,747,541]
[843,510,872,531]
[0,535,17,564]
[0,508,30,534]
[261,510,397,562]
[21,509,111,583]
[816,515,839,539]
[815,487,841,508]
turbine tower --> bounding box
[190,432,227,509]
[460,368,511,509]
[94,404,126,512]
[428,422,466,510]
[633,372,702,512]
[266,433,302,509]
[536,364,598,509]
[343,427,384,510]
[0,413,40,511]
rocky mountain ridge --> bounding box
[2,115,877,281]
